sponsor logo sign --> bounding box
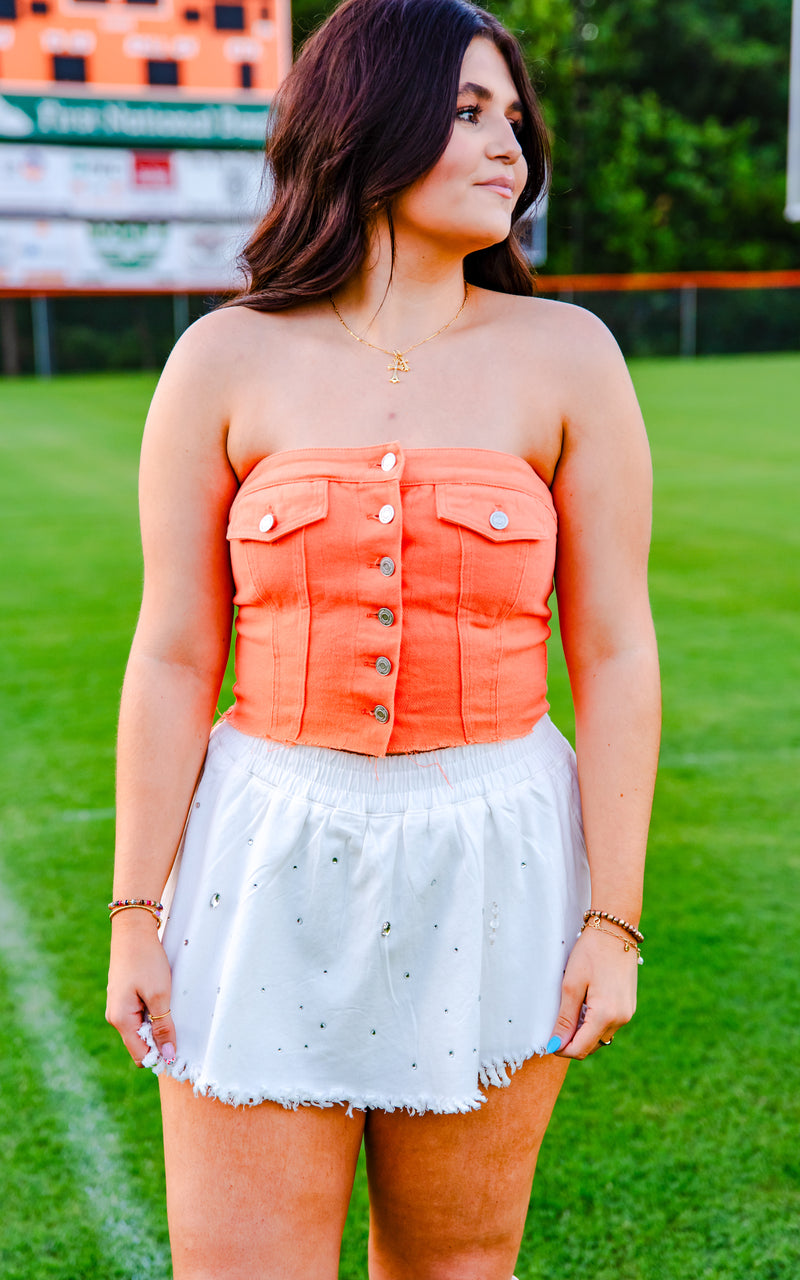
[0,93,267,148]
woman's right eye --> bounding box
[456,104,481,124]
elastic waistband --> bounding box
[210,716,573,814]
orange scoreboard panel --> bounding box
[0,0,291,98]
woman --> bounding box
[106,0,660,1276]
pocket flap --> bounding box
[435,482,555,542]
[227,479,329,542]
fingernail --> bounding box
[545,1035,562,1054]
[162,1043,176,1064]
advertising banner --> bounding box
[0,217,247,291]
[0,94,268,149]
[0,143,265,221]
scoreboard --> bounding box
[0,0,291,99]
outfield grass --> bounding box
[0,355,798,1279]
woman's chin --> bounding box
[460,225,514,254]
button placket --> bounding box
[364,448,403,739]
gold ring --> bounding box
[149,1009,171,1022]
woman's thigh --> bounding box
[364,1053,569,1280]
[159,1076,365,1280]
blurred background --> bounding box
[1,0,798,369]
[0,2,798,1278]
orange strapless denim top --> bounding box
[224,442,557,757]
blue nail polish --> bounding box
[546,1035,562,1054]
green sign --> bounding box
[0,93,268,149]
[89,222,171,270]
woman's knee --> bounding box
[368,1229,522,1280]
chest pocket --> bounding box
[435,482,556,621]
[227,479,329,605]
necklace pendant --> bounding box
[388,352,410,383]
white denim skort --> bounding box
[141,715,590,1114]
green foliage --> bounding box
[583,94,786,270]
[490,0,799,271]
[291,0,336,46]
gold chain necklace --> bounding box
[330,284,470,383]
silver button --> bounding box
[377,608,395,626]
[373,704,390,724]
[380,451,397,471]
[375,656,392,676]
[489,509,509,531]
[259,513,275,533]
[379,556,395,576]
[378,504,395,524]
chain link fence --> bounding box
[1,274,799,375]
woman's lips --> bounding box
[476,180,515,198]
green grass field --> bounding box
[1,355,798,1279]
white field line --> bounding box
[0,873,170,1280]
[60,806,117,823]
[659,745,800,769]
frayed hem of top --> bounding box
[138,1026,550,1116]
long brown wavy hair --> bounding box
[227,0,549,310]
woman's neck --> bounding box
[331,214,469,353]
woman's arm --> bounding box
[106,316,240,1066]
[548,308,661,1059]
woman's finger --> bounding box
[546,975,588,1055]
[558,1006,617,1059]
[143,1000,177,1065]
[106,997,152,1066]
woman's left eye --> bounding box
[456,105,524,137]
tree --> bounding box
[491,0,799,270]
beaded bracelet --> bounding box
[583,909,643,945]
[109,903,162,925]
[108,898,164,912]
[108,898,163,926]
[581,917,644,964]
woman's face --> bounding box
[392,37,528,255]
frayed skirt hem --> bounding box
[139,1025,548,1117]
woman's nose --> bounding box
[488,117,523,165]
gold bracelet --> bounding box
[583,908,643,944]
[109,903,161,925]
[581,918,643,964]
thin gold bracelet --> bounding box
[109,903,161,925]
[581,918,643,963]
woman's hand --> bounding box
[547,924,639,1059]
[106,911,176,1067]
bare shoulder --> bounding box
[472,289,640,455]
[514,295,641,438]
[145,304,291,450]
[484,290,623,366]
[161,303,281,393]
